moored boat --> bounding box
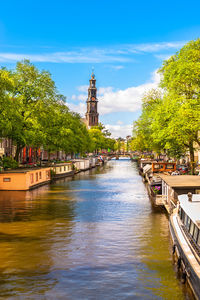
[51,162,74,179]
[169,193,200,299]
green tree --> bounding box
[5,60,59,161]
[159,39,200,173]
[0,68,15,137]
[132,89,162,153]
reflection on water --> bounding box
[0,159,194,299]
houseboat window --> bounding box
[39,172,42,179]
[30,174,34,184]
[186,216,191,231]
[46,171,50,179]
[189,221,195,236]
[193,225,199,242]
[195,189,200,194]
[64,166,66,171]
[36,173,38,181]
[154,164,160,169]
[197,231,200,247]
[3,178,11,182]
[178,207,182,218]
[160,165,164,169]
[60,167,62,172]
[181,210,185,222]
[166,164,174,169]
[183,212,188,226]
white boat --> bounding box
[170,193,200,299]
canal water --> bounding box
[0,159,194,299]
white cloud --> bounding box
[0,41,185,63]
[71,95,77,100]
[109,65,124,70]
[68,71,161,138]
[71,94,86,101]
[154,53,174,61]
[69,70,160,117]
[105,124,133,138]
[129,41,185,53]
[98,87,114,95]
[98,70,160,115]
[68,102,86,115]
[0,50,129,63]
[117,120,123,125]
[77,85,88,92]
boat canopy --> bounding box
[178,194,200,228]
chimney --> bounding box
[188,192,192,202]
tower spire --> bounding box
[85,72,99,127]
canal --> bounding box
[0,158,194,299]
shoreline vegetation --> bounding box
[131,39,200,174]
[0,60,115,168]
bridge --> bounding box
[105,152,134,160]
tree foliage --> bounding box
[0,60,92,161]
[88,125,115,153]
[132,39,200,173]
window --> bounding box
[60,167,62,172]
[178,207,182,218]
[181,210,185,222]
[30,174,34,184]
[166,164,174,169]
[36,173,38,181]
[3,178,11,182]
[197,231,200,247]
[195,189,200,194]
[184,213,188,226]
[189,221,195,236]
[193,225,199,242]
[64,166,66,171]
[46,171,50,179]
[186,216,191,231]
[39,172,42,179]
[154,164,160,169]
[160,165,164,169]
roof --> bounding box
[178,194,200,227]
[159,174,200,188]
[0,167,50,174]
[143,164,152,174]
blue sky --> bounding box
[0,0,200,137]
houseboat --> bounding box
[170,194,200,299]
[73,159,91,173]
[0,167,51,191]
[159,175,200,213]
[89,157,98,168]
[152,162,176,173]
[51,162,74,179]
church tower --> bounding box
[85,72,99,127]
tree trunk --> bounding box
[14,144,22,162]
[48,151,50,162]
[57,151,59,160]
[189,141,195,175]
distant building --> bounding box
[0,138,15,157]
[85,72,99,127]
